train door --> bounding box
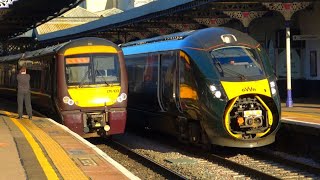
[143,53,159,111]
[126,53,159,111]
[158,51,179,112]
[178,51,199,117]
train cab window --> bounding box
[65,54,120,86]
[210,47,264,79]
[66,64,91,85]
[93,55,120,84]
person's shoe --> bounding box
[18,116,22,120]
[28,116,32,120]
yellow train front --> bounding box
[123,27,281,148]
[55,38,128,137]
[0,37,128,138]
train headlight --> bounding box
[209,85,224,99]
[63,96,74,105]
[120,93,127,100]
[63,96,70,103]
[68,99,74,105]
[221,34,237,44]
[270,81,277,95]
[214,91,222,98]
[209,85,217,92]
[117,93,127,102]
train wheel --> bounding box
[200,129,211,151]
[177,116,189,143]
[188,121,201,144]
[189,121,212,150]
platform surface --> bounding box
[0,100,139,180]
[281,101,320,129]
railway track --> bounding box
[109,139,188,180]
[109,132,320,179]
[208,148,320,179]
[109,133,275,179]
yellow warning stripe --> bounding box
[22,120,88,180]
[3,111,88,180]
[3,112,59,180]
[282,111,320,119]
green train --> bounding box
[122,27,281,148]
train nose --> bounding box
[224,95,274,139]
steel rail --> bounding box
[110,140,188,180]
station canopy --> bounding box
[0,0,83,40]
[34,0,315,44]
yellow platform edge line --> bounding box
[282,111,320,118]
[3,112,59,180]
[23,118,88,180]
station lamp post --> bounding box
[263,2,311,107]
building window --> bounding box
[310,51,317,77]
[78,1,86,9]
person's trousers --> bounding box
[17,91,32,117]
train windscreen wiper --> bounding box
[95,69,110,86]
[212,55,224,76]
[78,70,90,88]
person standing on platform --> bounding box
[17,66,32,120]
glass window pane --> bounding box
[210,46,264,78]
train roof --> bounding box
[0,37,119,62]
[122,27,259,55]
[0,42,66,63]
[121,30,195,47]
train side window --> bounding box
[126,54,148,93]
[10,66,17,87]
[43,59,52,93]
[0,67,4,85]
[3,67,9,85]
[29,69,42,89]
[310,51,317,77]
[160,51,177,106]
[1,64,17,88]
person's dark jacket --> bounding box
[17,73,30,93]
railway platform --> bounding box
[281,100,320,129]
[0,103,139,180]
